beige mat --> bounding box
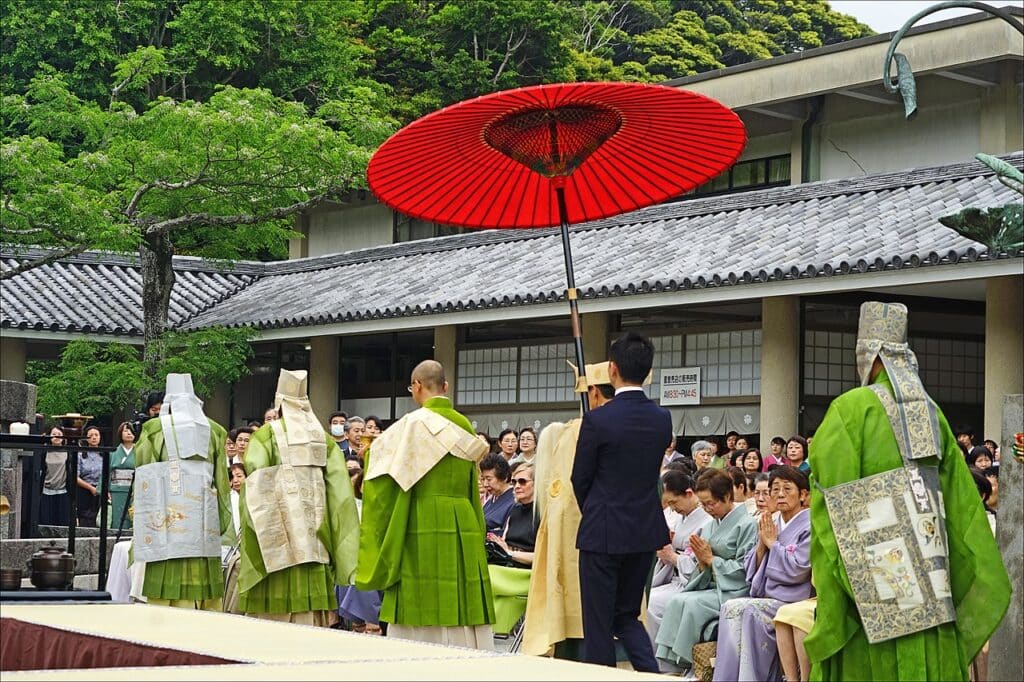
[1,604,662,681]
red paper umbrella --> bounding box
[368,82,746,410]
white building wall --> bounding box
[818,99,981,180]
[739,131,792,161]
[307,202,394,256]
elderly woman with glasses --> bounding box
[486,462,539,637]
[496,428,519,462]
[654,469,758,673]
[488,463,538,566]
[713,466,813,682]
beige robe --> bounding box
[521,420,584,655]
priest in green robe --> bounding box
[356,359,495,648]
[237,369,360,626]
[806,301,1010,681]
[134,373,232,609]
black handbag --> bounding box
[485,540,519,567]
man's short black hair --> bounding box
[594,384,615,400]
[953,424,975,439]
[608,331,654,384]
[328,411,348,422]
[770,436,787,446]
[726,430,740,439]
[479,453,511,482]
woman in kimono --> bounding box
[646,469,710,644]
[713,465,814,681]
[655,468,758,672]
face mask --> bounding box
[330,424,345,437]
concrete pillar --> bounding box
[984,276,1024,442]
[979,61,1024,155]
[0,336,27,381]
[308,336,339,424]
[205,382,231,430]
[990,394,1023,682]
[789,120,804,186]
[581,312,611,365]
[1,379,37,539]
[433,325,458,392]
[760,296,800,440]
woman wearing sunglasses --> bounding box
[487,463,539,566]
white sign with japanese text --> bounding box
[660,367,701,406]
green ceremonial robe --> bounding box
[237,424,360,614]
[805,370,1011,681]
[356,396,495,627]
[135,417,232,601]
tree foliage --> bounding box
[33,327,257,420]
[1,0,872,380]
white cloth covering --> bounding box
[159,373,211,460]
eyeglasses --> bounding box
[752,490,771,498]
[407,379,421,393]
[512,478,532,486]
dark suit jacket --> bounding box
[571,389,673,554]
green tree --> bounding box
[0,0,385,111]
[1,69,387,376]
[34,327,257,420]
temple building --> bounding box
[2,7,1021,445]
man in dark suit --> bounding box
[571,331,672,671]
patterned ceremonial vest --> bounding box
[245,420,330,573]
[133,416,221,563]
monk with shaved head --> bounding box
[410,360,446,397]
[356,360,495,648]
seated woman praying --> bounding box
[712,465,814,682]
[654,469,758,673]
[647,470,711,644]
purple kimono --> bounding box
[712,509,813,682]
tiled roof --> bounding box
[184,152,1023,332]
[1,152,1021,338]
[0,251,257,336]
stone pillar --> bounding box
[1,379,37,539]
[433,325,458,393]
[979,61,1024,155]
[582,312,611,365]
[760,296,800,440]
[985,275,1024,441]
[0,336,27,382]
[308,336,339,423]
[990,394,1023,682]
[789,120,804,186]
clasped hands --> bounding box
[758,510,778,549]
[688,533,713,568]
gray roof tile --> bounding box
[2,153,1021,337]
[0,252,256,336]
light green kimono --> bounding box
[237,424,359,614]
[135,417,231,601]
[806,371,1011,681]
[356,396,495,627]
[655,503,757,665]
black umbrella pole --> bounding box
[557,186,589,413]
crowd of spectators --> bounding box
[27,403,1002,676]
[467,422,1002,677]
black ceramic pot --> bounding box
[27,542,75,589]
